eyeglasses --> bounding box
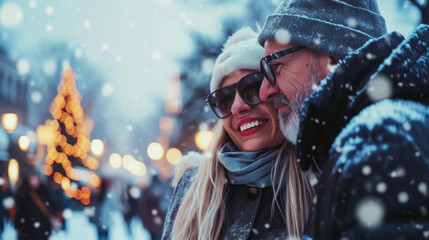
[260,46,304,85]
[206,72,264,119]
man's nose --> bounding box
[259,78,280,101]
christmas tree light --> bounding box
[42,67,100,205]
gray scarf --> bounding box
[218,142,280,188]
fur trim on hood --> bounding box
[171,151,205,187]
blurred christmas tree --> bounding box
[42,67,100,205]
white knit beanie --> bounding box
[210,27,265,92]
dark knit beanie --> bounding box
[258,0,387,58]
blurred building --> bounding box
[0,47,28,161]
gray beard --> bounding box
[274,60,322,144]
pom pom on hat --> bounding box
[210,27,265,92]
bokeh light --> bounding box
[147,142,164,160]
[166,148,182,165]
[195,130,214,150]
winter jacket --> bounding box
[298,24,429,240]
[161,152,287,240]
[15,182,60,240]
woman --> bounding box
[161,27,314,240]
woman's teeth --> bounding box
[239,120,266,132]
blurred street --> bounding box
[2,210,151,240]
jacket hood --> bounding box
[297,24,429,171]
[171,151,203,187]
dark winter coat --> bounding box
[140,174,170,236]
[14,180,59,240]
[161,158,287,240]
[298,24,429,240]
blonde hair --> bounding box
[171,121,315,239]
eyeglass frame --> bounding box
[205,72,265,119]
[260,45,304,86]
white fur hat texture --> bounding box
[210,27,265,92]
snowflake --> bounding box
[75,48,83,58]
[366,74,392,102]
[347,17,357,28]
[63,209,73,219]
[362,165,371,175]
[355,198,384,228]
[390,167,406,178]
[152,51,162,60]
[28,1,37,8]
[418,182,427,196]
[402,122,411,131]
[274,29,291,44]
[102,83,114,96]
[83,20,91,28]
[46,24,53,32]
[0,2,23,28]
[397,191,409,204]
[17,59,30,76]
[45,6,55,15]
[376,182,387,193]
[201,58,214,75]
[34,222,41,228]
[129,186,141,199]
[3,197,14,209]
[101,43,110,51]
[43,59,57,76]
[366,53,376,60]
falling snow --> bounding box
[274,29,291,44]
[3,196,14,209]
[347,17,357,28]
[402,122,411,131]
[43,59,57,76]
[362,165,371,175]
[201,58,214,75]
[0,2,23,28]
[75,48,83,58]
[152,51,162,60]
[46,24,53,32]
[45,6,55,15]
[397,191,409,203]
[418,182,427,196]
[390,167,406,178]
[17,59,30,76]
[129,186,141,199]
[376,182,387,193]
[102,83,114,96]
[355,198,385,228]
[366,74,393,102]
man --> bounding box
[258,0,429,239]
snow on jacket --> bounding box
[298,24,429,240]
[161,152,287,240]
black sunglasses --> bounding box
[206,72,264,119]
[260,46,304,85]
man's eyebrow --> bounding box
[271,54,294,65]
